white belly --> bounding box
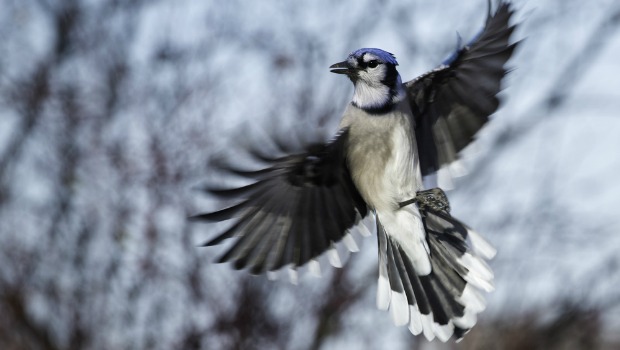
[339,103,422,212]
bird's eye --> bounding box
[367,60,379,68]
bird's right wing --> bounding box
[192,128,369,275]
[405,1,518,179]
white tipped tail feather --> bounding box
[375,189,496,342]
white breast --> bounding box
[339,101,422,212]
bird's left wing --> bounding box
[405,1,518,179]
[192,128,369,275]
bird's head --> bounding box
[330,48,404,112]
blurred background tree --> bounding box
[1,0,619,349]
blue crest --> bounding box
[350,48,398,66]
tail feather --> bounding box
[376,188,494,342]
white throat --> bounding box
[352,77,405,110]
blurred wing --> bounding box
[192,128,369,274]
[405,1,518,177]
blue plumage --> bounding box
[350,48,399,66]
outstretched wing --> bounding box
[192,128,369,274]
[406,1,518,177]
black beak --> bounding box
[329,61,353,75]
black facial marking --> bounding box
[356,53,382,70]
[381,64,399,88]
[357,53,367,69]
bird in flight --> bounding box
[193,1,518,342]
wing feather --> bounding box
[406,1,519,176]
[192,128,369,274]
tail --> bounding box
[376,188,495,342]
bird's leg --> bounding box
[398,188,451,213]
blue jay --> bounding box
[194,2,517,342]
